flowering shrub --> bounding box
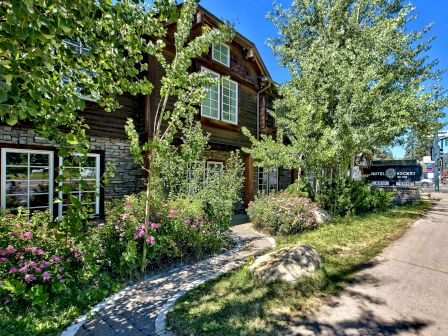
[247,192,318,235]
[92,193,231,278]
[0,210,84,306]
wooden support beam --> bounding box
[244,155,254,206]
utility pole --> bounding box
[434,130,440,192]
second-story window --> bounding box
[212,44,230,67]
[201,67,238,125]
[62,39,98,102]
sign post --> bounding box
[434,130,440,192]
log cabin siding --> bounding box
[83,93,144,139]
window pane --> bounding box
[6,195,27,208]
[80,156,97,167]
[6,167,27,180]
[80,168,96,179]
[5,181,27,194]
[29,194,50,208]
[81,192,96,203]
[30,154,49,166]
[30,168,50,180]
[30,181,50,194]
[62,168,81,179]
[6,153,27,166]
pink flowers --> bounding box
[21,231,33,240]
[146,236,156,245]
[24,274,37,283]
[120,213,130,220]
[34,268,42,273]
[0,257,8,262]
[150,222,160,230]
[42,272,51,282]
[9,267,17,273]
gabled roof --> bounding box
[197,5,271,79]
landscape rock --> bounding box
[249,245,322,283]
[313,208,332,224]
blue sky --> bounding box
[199,0,448,158]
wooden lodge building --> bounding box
[0,6,294,217]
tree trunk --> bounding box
[141,153,152,274]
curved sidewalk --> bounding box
[62,223,274,336]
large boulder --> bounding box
[249,245,322,283]
[313,208,332,225]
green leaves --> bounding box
[262,0,447,179]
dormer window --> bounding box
[212,44,230,67]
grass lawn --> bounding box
[167,202,433,336]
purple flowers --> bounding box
[24,274,37,283]
[0,257,8,262]
[42,272,51,282]
[9,267,17,273]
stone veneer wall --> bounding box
[0,126,145,200]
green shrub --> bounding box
[318,177,394,216]
[247,192,318,235]
[285,178,316,201]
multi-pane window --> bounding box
[201,69,220,120]
[63,39,90,55]
[206,161,224,178]
[58,154,100,217]
[212,44,230,67]
[62,39,98,101]
[258,167,278,194]
[222,78,238,124]
[1,149,54,214]
[201,67,238,125]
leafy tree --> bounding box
[0,0,175,150]
[125,0,234,272]
[404,131,433,159]
[245,0,447,188]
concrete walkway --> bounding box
[289,193,448,336]
[65,223,273,336]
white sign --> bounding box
[396,182,415,187]
[372,181,390,186]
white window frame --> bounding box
[221,77,239,125]
[206,161,224,178]
[58,153,101,217]
[201,67,221,121]
[1,148,54,214]
[258,167,279,194]
[201,67,238,125]
[212,43,230,67]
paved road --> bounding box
[67,224,273,336]
[290,194,448,336]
